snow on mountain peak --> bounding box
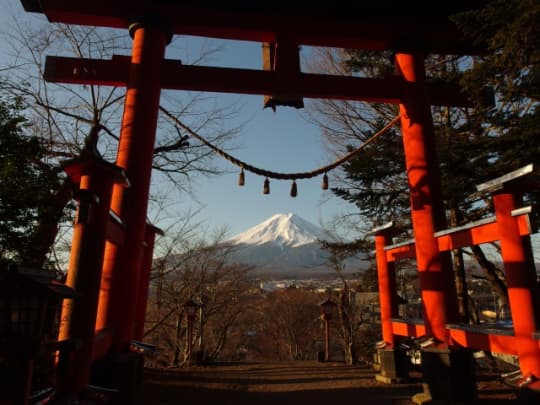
[227,212,324,248]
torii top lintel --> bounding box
[21,0,484,54]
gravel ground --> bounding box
[135,361,534,404]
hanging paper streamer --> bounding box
[263,177,270,194]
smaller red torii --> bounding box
[373,164,540,389]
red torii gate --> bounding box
[20,0,495,402]
[373,164,540,395]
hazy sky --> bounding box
[0,0,357,238]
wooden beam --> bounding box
[392,320,426,337]
[44,55,473,106]
[22,0,485,54]
[385,211,532,262]
[385,239,416,262]
[392,320,519,355]
[448,327,518,356]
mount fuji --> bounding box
[224,213,365,279]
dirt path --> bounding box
[136,361,522,404]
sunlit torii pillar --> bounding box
[490,181,540,380]
[96,20,171,354]
[373,223,400,348]
[395,52,460,341]
[57,149,128,395]
[395,52,474,401]
[371,222,408,383]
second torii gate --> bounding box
[21,0,489,402]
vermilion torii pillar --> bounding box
[372,222,410,383]
[95,21,170,351]
[395,53,459,344]
[57,150,127,394]
[372,222,400,347]
[134,223,164,341]
[492,189,540,379]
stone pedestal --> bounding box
[90,351,144,404]
[375,348,409,383]
[413,347,476,403]
[110,352,144,404]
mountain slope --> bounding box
[227,212,325,248]
[224,213,366,278]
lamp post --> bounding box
[319,297,337,362]
[197,293,206,363]
[184,299,198,363]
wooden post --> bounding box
[133,224,163,341]
[324,317,330,362]
[396,52,474,402]
[373,223,399,347]
[395,52,458,343]
[493,191,540,379]
[97,22,169,351]
[58,157,126,393]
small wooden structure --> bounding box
[0,265,77,404]
[372,164,540,396]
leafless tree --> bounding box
[253,288,321,361]
[144,228,255,366]
[0,11,242,270]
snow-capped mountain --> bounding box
[224,213,328,273]
[227,213,325,248]
[224,213,366,278]
[162,213,367,280]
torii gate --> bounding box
[20,0,498,402]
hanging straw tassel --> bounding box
[263,177,270,194]
[238,168,245,186]
[290,180,297,197]
[322,173,329,190]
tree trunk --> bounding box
[172,311,183,367]
[338,289,356,365]
[471,245,509,307]
[448,208,469,322]
[21,179,73,268]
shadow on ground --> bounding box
[135,361,528,404]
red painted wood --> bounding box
[44,55,473,107]
[396,52,457,343]
[375,232,399,346]
[493,192,540,378]
[385,213,532,262]
[58,159,123,392]
[97,25,167,351]
[391,320,426,337]
[24,0,482,53]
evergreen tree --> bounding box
[310,0,539,319]
[452,0,540,225]
[0,95,65,267]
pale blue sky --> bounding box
[1,1,539,255]
[158,37,356,237]
[0,0,357,238]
